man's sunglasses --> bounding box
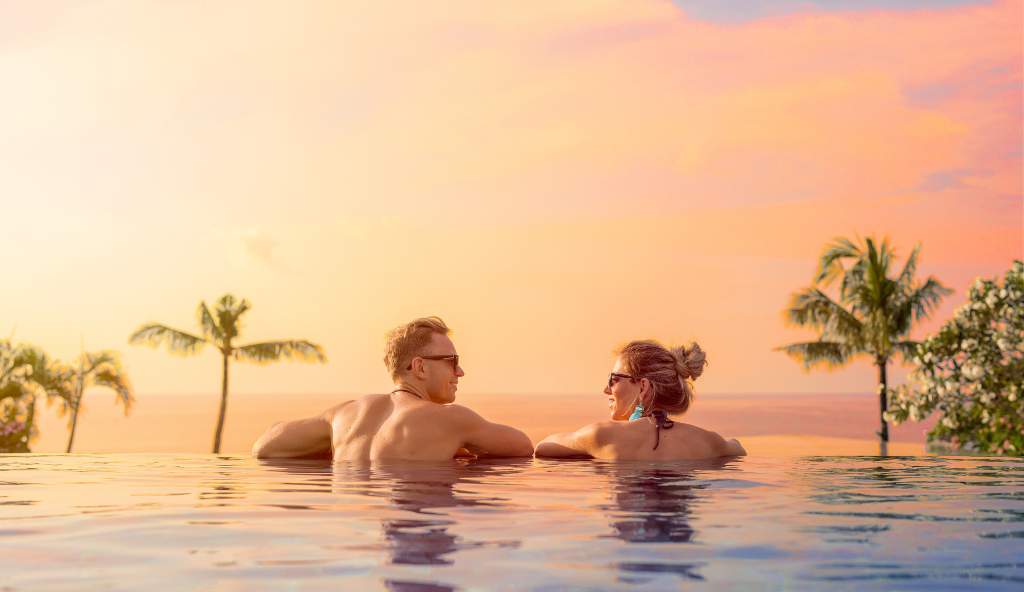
[608,372,636,389]
[407,354,460,371]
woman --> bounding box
[535,340,745,460]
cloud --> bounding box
[916,168,974,192]
[671,0,991,24]
[240,228,277,265]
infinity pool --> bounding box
[1,454,1022,590]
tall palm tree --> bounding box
[129,294,326,453]
[778,237,951,442]
[64,350,134,453]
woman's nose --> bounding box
[603,385,612,395]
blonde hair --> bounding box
[383,316,451,380]
[618,340,707,415]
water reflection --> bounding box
[370,460,524,566]
[258,458,526,570]
[599,461,728,543]
[597,459,736,583]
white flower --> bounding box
[962,338,977,351]
[999,289,1007,299]
[981,410,990,424]
[942,416,957,429]
[997,338,1010,351]
[923,352,933,363]
[986,293,999,308]
[963,365,984,381]
[980,393,994,404]
[945,380,956,393]
[1009,392,1018,402]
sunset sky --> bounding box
[2,0,1021,402]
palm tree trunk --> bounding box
[212,352,229,453]
[65,397,81,453]
[877,358,889,443]
[66,371,85,453]
[22,395,37,453]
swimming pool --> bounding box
[1,454,1022,590]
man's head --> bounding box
[384,316,464,403]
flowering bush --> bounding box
[887,260,1023,455]
[0,410,29,453]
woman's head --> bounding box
[604,340,707,421]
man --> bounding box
[252,316,533,461]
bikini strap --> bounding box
[649,409,674,450]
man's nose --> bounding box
[456,365,465,377]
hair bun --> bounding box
[671,342,707,381]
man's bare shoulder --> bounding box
[320,394,390,420]
[434,403,484,424]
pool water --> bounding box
[1,454,1022,590]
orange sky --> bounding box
[1,0,1021,402]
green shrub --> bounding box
[887,261,1023,455]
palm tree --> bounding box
[64,350,134,453]
[0,340,73,452]
[129,294,326,453]
[778,237,951,442]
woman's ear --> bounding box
[640,378,652,399]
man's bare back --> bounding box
[252,392,532,461]
[253,319,533,462]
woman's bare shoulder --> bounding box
[675,422,746,456]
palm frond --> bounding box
[235,340,327,365]
[815,237,860,286]
[784,288,865,341]
[213,294,250,341]
[129,324,207,355]
[196,302,224,343]
[892,340,920,365]
[906,277,952,321]
[775,341,855,370]
[896,244,921,293]
[92,366,135,414]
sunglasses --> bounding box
[408,354,460,371]
[608,372,636,389]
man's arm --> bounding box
[251,414,333,459]
[447,405,533,458]
[534,423,601,458]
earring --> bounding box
[628,402,644,421]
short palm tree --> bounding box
[778,237,951,442]
[64,350,134,453]
[0,340,73,452]
[129,294,326,453]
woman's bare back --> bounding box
[591,420,745,461]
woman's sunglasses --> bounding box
[608,372,636,389]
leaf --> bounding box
[234,340,327,365]
[129,324,207,355]
[776,341,855,370]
